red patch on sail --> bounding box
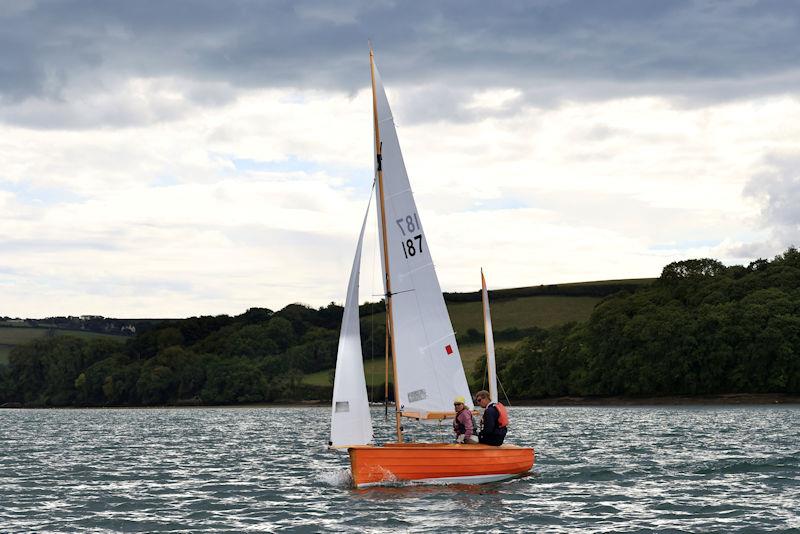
[445,344,453,355]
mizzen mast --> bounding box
[481,268,498,404]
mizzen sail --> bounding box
[481,269,498,404]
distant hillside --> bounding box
[6,250,798,407]
[499,251,800,398]
[0,325,127,365]
[362,278,654,334]
[443,278,654,303]
[307,279,655,391]
[0,277,655,407]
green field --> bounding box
[351,293,602,341]
[550,278,654,287]
[301,289,606,387]
[300,278,662,388]
[302,339,519,388]
[447,294,601,333]
[359,295,601,340]
[0,326,127,364]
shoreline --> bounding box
[3,394,800,409]
[511,393,800,406]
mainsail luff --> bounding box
[369,47,403,441]
[329,196,374,447]
[370,53,473,417]
[481,268,498,404]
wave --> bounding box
[317,468,353,488]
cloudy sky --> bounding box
[1,0,799,318]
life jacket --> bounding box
[454,409,474,434]
[495,402,509,428]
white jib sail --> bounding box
[481,269,498,404]
[329,195,374,447]
[372,62,473,415]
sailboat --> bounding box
[329,49,534,488]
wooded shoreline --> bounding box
[3,250,799,409]
[3,393,799,409]
[512,393,800,406]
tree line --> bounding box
[485,248,800,398]
[0,305,347,406]
[1,249,798,407]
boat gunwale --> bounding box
[348,443,532,450]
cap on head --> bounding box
[453,396,466,404]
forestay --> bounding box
[329,195,374,447]
[372,63,473,415]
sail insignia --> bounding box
[407,389,427,403]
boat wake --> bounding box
[318,468,353,488]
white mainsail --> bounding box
[329,195,374,447]
[372,61,473,415]
[481,269,498,404]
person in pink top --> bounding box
[452,396,478,443]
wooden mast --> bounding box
[370,46,403,442]
[481,268,497,403]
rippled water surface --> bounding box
[1,405,799,532]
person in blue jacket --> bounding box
[475,390,507,446]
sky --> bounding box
[1,0,799,318]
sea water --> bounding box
[1,405,798,532]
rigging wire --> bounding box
[498,373,512,407]
[482,347,510,406]
[368,273,375,404]
[367,182,377,406]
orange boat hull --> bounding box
[348,443,535,488]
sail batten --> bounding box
[385,188,413,200]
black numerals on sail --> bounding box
[396,213,420,235]
[396,213,423,259]
[402,235,423,258]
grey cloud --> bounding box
[1,0,800,128]
[744,154,800,249]
[723,241,781,260]
[0,88,192,129]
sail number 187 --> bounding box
[401,235,423,258]
[396,213,423,259]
